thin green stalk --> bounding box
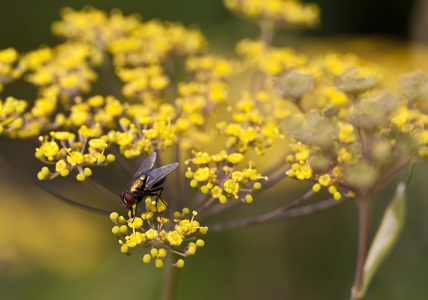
[350,199,371,300]
[405,160,415,187]
[260,19,274,45]
[100,51,121,99]
[161,254,179,300]
[208,189,316,231]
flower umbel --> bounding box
[2,5,428,298]
[111,209,207,268]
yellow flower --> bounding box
[192,152,211,165]
[67,150,83,166]
[88,138,108,149]
[37,139,59,160]
[167,231,184,246]
[224,179,239,198]
[318,174,332,186]
[227,153,244,164]
[193,167,211,182]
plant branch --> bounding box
[197,168,289,220]
[350,199,371,300]
[0,153,112,215]
[209,196,345,232]
[100,51,122,99]
[260,19,274,45]
[85,177,121,205]
[161,253,179,300]
[208,189,315,232]
[367,155,413,197]
[258,168,288,192]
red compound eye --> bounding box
[122,192,135,205]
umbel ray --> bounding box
[0,152,178,218]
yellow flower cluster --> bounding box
[317,53,383,95]
[0,48,22,91]
[52,7,206,67]
[285,142,314,180]
[217,91,287,154]
[51,7,131,47]
[316,87,351,109]
[35,125,115,181]
[4,3,428,272]
[108,114,176,158]
[0,97,27,135]
[285,142,356,200]
[186,151,266,203]
[111,208,207,268]
[236,39,307,76]
[22,43,101,100]
[108,19,206,67]
[224,0,320,28]
[117,65,169,101]
[280,65,428,198]
[0,95,60,138]
[186,54,234,82]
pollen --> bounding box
[228,153,244,164]
[128,217,144,229]
[253,182,262,190]
[193,167,211,181]
[312,183,321,192]
[67,150,84,166]
[176,259,185,268]
[167,231,184,246]
[146,229,159,240]
[224,179,240,198]
[51,131,71,140]
[76,173,86,181]
[155,259,164,268]
[88,138,108,149]
[37,139,59,160]
[192,152,212,165]
[318,174,332,186]
[143,254,151,264]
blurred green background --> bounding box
[1,0,428,300]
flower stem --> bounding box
[100,51,121,99]
[260,19,274,45]
[350,199,371,300]
[208,189,316,231]
[161,254,179,300]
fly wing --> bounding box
[133,152,157,177]
[145,162,179,189]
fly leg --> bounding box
[146,186,166,212]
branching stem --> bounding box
[350,199,371,300]
[161,253,179,300]
[209,196,345,232]
[209,189,316,231]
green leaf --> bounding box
[361,182,407,296]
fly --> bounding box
[120,152,179,217]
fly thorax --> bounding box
[129,177,145,193]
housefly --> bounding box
[120,152,179,217]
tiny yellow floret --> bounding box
[150,248,159,258]
[143,254,152,264]
[312,183,321,192]
[196,239,205,247]
[155,259,164,268]
[120,244,129,253]
[176,259,185,268]
[333,192,342,200]
[110,212,119,220]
